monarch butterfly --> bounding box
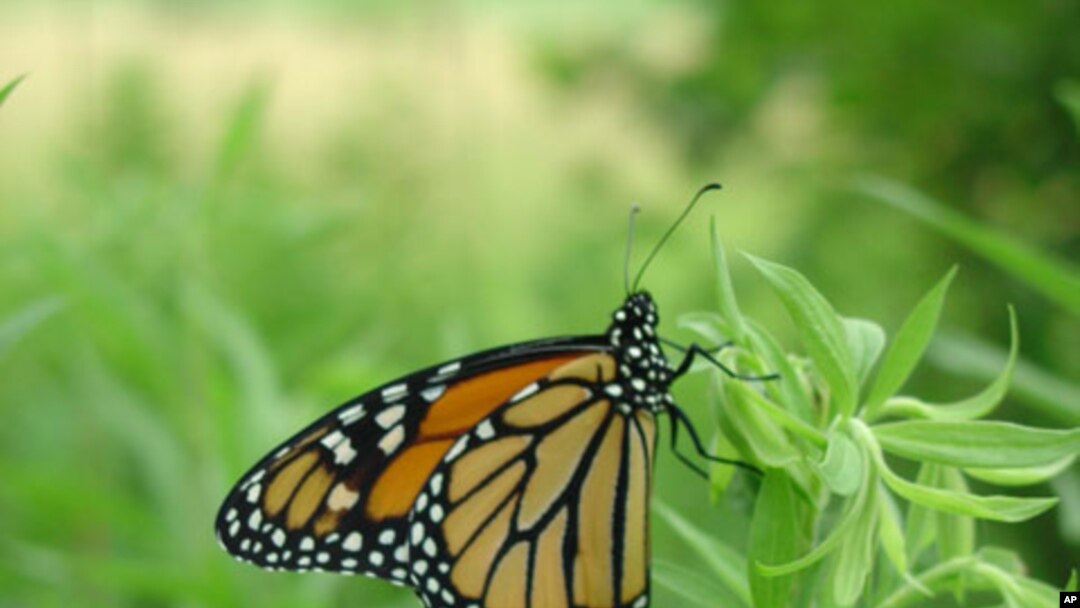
[215,184,761,608]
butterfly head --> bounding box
[609,291,674,411]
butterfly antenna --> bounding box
[623,205,641,296]
[631,183,722,292]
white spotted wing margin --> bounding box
[214,335,608,584]
[404,359,658,608]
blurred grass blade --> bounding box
[1056,79,1080,133]
[864,267,956,418]
[936,467,975,603]
[711,218,747,343]
[878,306,1018,421]
[653,559,747,608]
[748,473,812,607]
[0,73,27,107]
[653,502,751,606]
[927,330,1080,424]
[854,176,1080,313]
[0,296,64,358]
[212,79,270,186]
[746,254,858,417]
[965,455,1076,486]
[872,420,1080,468]
[677,312,730,348]
[854,421,1059,522]
[843,317,885,387]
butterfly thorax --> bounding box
[606,291,674,414]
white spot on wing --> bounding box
[343,532,363,552]
[381,383,408,402]
[378,425,406,454]
[421,385,446,402]
[376,405,406,429]
[510,382,539,403]
[338,403,365,425]
[475,420,495,440]
[333,438,358,465]
[327,483,360,510]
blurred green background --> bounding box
[1,0,1077,606]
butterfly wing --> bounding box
[405,352,658,608]
[214,336,608,583]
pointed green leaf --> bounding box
[746,254,857,417]
[877,306,1019,421]
[711,218,747,343]
[864,267,956,416]
[872,420,1080,468]
[1065,568,1078,591]
[843,317,885,387]
[745,320,815,423]
[854,421,1059,522]
[854,176,1080,314]
[677,312,730,348]
[965,455,1076,486]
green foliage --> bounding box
[672,239,1076,607]
[0,74,26,107]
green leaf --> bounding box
[757,448,874,577]
[936,468,975,602]
[965,455,1077,486]
[0,73,27,107]
[843,317,885,387]
[746,254,857,417]
[864,267,956,417]
[816,429,864,496]
[927,330,1080,425]
[748,473,812,608]
[720,378,802,467]
[872,420,1080,468]
[1065,568,1078,591]
[711,218,747,343]
[828,479,879,605]
[875,556,977,608]
[724,378,827,450]
[854,421,1059,522]
[879,485,930,595]
[745,320,815,423]
[654,502,751,606]
[904,464,941,560]
[854,176,1080,314]
[876,306,1019,421]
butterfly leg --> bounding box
[666,404,763,476]
[668,342,779,382]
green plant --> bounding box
[658,221,1077,607]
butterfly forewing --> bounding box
[215,338,607,582]
[405,352,658,608]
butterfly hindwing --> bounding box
[214,337,608,582]
[405,352,659,608]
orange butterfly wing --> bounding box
[405,353,658,608]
